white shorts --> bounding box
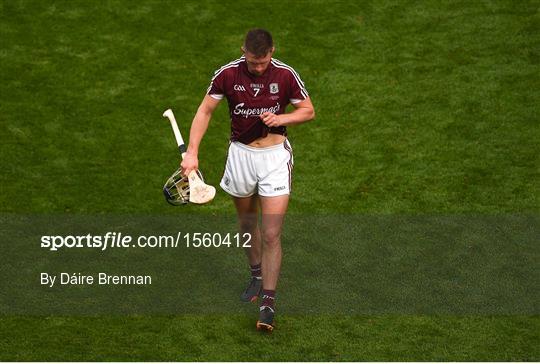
[220,139,294,198]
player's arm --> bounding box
[181,95,221,176]
[260,97,315,127]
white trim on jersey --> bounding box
[206,56,245,95]
[271,58,309,99]
[271,58,305,87]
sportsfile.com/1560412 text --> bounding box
[40,232,252,251]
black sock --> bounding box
[250,263,262,279]
[261,289,275,310]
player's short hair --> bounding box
[244,28,273,57]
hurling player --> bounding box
[181,28,315,331]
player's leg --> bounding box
[219,142,261,302]
[259,194,289,290]
[257,194,289,331]
[233,195,263,302]
[233,195,262,267]
[254,140,293,331]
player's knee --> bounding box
[239,219,258,234]
[262,230,281,247]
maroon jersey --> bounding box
[207,56,309,144]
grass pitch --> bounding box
[1,0,539,361]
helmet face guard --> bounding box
[163,168,204,205]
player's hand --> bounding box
[181,152,198,177]
[260,112,284,127]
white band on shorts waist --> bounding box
[232,140,287,153]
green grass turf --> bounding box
[1,0,539,361]
[1,316,539,361]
